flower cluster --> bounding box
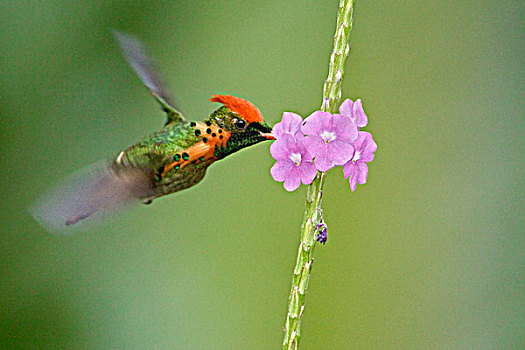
[270,98,377,192]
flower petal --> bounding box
[270,160,293,182]
[339,98,354,118]
[332,114,358,143]
[327,140,354,165]
[355,131,377,162]
[283,168,301,192]
[270,139,289,161]
[273,112,303,138]
[301,111,332,136]
[356,162,368,184]
[349,171,358,192]
[363,132,378,154]
[270,134,300,160]
[353,99,368,128]
[342,161,356,179]
[299,162,318,185]
[313,147,333,172]
[302,134,326,159]
[296,137,314,161]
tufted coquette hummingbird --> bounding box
[31,31,275,231]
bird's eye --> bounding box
[233,118,247,130]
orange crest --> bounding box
[210,95,264,124]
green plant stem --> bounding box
[282,1,354,349]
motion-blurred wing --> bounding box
[30,162,155,233]
[112,30,185,125]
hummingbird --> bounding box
[31,31,275,232]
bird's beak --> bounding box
[260,132,276,140]
[256,121,276,140]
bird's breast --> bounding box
[160,121,230,177]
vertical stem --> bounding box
[282,1,354,349]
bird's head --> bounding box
[208,95,275,159]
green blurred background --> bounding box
[1,0,523,349]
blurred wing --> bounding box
[112,30,185,125]
[30,161,155,234]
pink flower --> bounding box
[272,112,303,139]
[301,111,358,172]
[342,131,377,191]
[269,99,376,192]
[339,98,367,128]
[270,135,318,191]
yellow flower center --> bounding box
[289,152,302,166]
[352,150,361,162]
[320,130,336,144]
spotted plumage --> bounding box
[31,31,274,231]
